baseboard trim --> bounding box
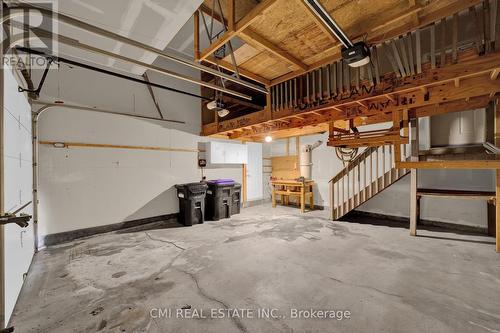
[351,210,488,234]
[40,213,178,247]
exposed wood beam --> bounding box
[194,11,200,60]
[239,28,308,71]
[228,0,235,31]
[207,51,500,138]
[199,0,280,61]
[199,31,236,61]
[270,0,484,86]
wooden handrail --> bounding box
[329,146,377,183]
[330,143,410,220]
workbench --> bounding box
[271,180,314,213]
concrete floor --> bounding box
[9,204,500,333]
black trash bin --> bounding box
[232,183,241,215]
[205,180,235,221]
[175,182,208,226]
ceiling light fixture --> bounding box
[217,109,230,118]
[207,100,230,118]
[303,0,370,67]
[265,136,273,143]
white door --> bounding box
[246,143,263,201]
[4,68,34,324]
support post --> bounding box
[194,10,200,60]
[329,180,334,220]
[228,0,235,31]
[393,111,401,163]
[409,117,419,236]
[300,184,305,213]
[265,86,272,120]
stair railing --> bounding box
[329,143,410,220]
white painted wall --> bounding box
[33,50,263,240]
[4,68,34,324]
[246,142,263,201]
[38,108,243,237]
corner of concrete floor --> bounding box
[9,204,500,333]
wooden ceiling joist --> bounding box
[239,29,308,71]
[296,0,338,44]
[206,51,500,140]
[198,0,280,61]
[268,0,484,86]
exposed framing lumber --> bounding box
[269,0,484,86]
[409,117,418,236]
[239,29,308,71]
[39,141,201,153]
[198,0,280,61]
[207,51,500,138]
[194,10,200,60]
[296,0,338,44]
[228,0,235,31]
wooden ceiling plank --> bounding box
[239,28,308,71]
[295,0,337,44]
[271,0,484,85]
[199,0,280,61]
[371,5,423,33]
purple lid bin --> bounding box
[207,179,235,185]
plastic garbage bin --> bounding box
[205,179,235,221]
[175,182,208,226]
[232,183,241,215]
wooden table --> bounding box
[271,180,314,213]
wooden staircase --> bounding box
[329,144,410,220]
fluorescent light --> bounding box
[265,136,273,143]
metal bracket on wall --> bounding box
[18,57,54,97]
[0,201,32,228]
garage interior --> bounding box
[1,0,500,332]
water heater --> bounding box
[299,140,323,179]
